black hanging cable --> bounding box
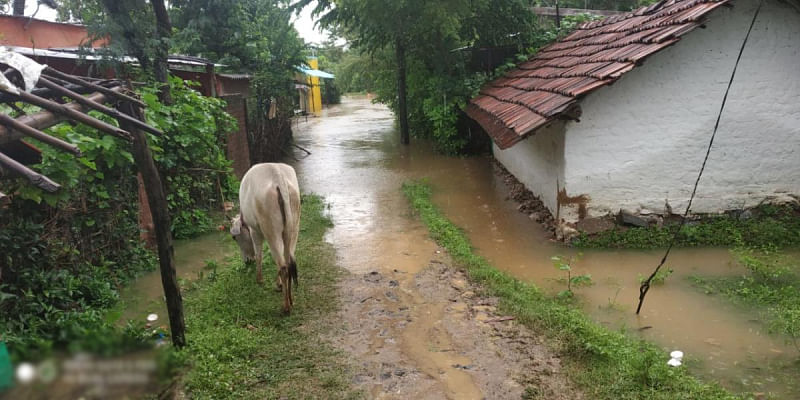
[636,0,764,315]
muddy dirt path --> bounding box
[290,97,581,399]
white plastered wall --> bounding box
[493,122,566,215]
[553,0,800,223]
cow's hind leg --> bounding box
[265,234,291,314]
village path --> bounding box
[289,96,582,399]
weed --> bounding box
[403,180,739,400]
[692,248,800,352]
[551,254,591,300]
[573,204,800,249]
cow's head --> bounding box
[230,214,255,262]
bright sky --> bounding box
[23,2,57,20]
[291,1,333,46]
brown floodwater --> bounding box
[289,95,799,398]
[119,231,233,324]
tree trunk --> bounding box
[151,0,173,104]
[117,102,186,348]
[395,39,410,145]
[12,0,24,15]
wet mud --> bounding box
[332,250,581,399]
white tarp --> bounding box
[0,49,47,92]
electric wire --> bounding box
[636,0,764,314]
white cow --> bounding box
[231,163,301,313]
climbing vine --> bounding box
[0,75,236,361]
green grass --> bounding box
[573,204,800,249]
[403,180,741,400]
[180,195,360,399]
[690,248,800,352]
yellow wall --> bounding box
[307,57,323,116]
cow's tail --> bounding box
[276,184,298,287]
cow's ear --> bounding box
[230,216,242,235]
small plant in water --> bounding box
[638,267,674,286]
[551,254,592,299]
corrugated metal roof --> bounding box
[466,0,732,150]
[217,73,252,80]
[4,46,226,67]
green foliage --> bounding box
[551,254,592,299]
[573,204,800,249]
[171,0,306,114]
[0,74,235,361]
[403,180,739,399]
[692,248,800,352]
[182,195,359,399]
[141,76,237,238]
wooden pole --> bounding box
[43,67,147,108]
[206,63,218,98]
[396,38,410,145]
[0,91,110,144]
[0,151,60,192]
[36,77,163,137]
[1,89,132,142]
[116,101,186,348]
[0,113,82,156]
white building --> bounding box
[466,0,800,234]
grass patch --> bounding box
[403,180,740,400]
[572,204,800,249]
[690,248,800,352]
[180,194,360,399]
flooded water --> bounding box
[290,96,799,398]
[119,231,233,324]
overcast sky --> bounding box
[21,2,331,46]
[292,1,333,46]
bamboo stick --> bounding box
[37,77,162,137]
[0,113,82,156]
[43,67,147,108]
[0,91,110,144]
[0,88,132,142]
[0,150,60,192]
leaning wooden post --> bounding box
[116,101,186,348]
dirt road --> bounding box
[291,96,581,399]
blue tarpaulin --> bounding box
[297,67,335,79]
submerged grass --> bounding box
[691,248,800,352]
[180,194,360,399]
[573,204,800,249]
[403,180,740,400]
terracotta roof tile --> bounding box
[466,0,731,149]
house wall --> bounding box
[221,94,252,180]
[493,122,566,215]
[556,0,800,223]
[0,15,106,49]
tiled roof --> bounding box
[466,0,732,149]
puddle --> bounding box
[119,230,234,324]
[291,95,799,398]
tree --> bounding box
[55,0,173,103]
[171,0,306,113]
[308,0,468,145]
[12,0,23,15]
[306,0,539,149]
